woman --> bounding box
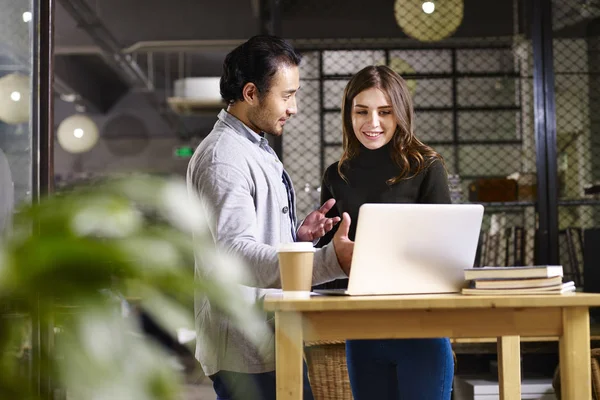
[316,65,454,400]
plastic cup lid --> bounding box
[277,242,316,253]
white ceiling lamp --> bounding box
[0,73,30,125]
[57,114,99,154]
[395,0,464,42]
[422,1,435,14]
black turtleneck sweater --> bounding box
[314,143,451,289]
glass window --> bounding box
[0,0,34,233]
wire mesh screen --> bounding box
[551,0,600,286]
[0,0,31,63]
[281,0,541,267]
[0,0,33,206]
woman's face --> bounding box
[351,87,397,150]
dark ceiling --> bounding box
[55,0,514,48]
[49,0,600,136]
[55,0,259,48]
[54,0,518,113]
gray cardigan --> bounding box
[187,110,346,375]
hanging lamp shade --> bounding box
[394,0,464,42]
[0,73,30,125]
[57,114,99,154]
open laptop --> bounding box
[314,203,484,296]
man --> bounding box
[187,35,353,400]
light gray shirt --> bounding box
[187,110,346,375]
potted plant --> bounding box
[0,175,267,399]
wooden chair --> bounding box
[305,340,458,400]
[305,340,353,400]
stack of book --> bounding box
[462,265,576,295]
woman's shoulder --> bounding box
[417,156,449,186]
[324,161,341,177]
[322,161,348,188]
[412,155,443,172]
[425,156,446,173]
[406,156,446,181]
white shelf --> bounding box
[453,375,556,400]
[167,97,225,115]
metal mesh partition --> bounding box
[0,0,38,394]
[0,0,34,206]
[551,0,600,287]
[282,0,540,267]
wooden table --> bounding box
[264,292,600,400]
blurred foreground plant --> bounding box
[0,175,267,400]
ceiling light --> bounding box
[60,93,78,103]
[422,1,435,14]
[0,73,30,124]
[395,0,464,42]
[57,115,99,153]
[22,12,32,22]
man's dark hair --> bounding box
[220,35,302,104]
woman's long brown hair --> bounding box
[338,65,443,185]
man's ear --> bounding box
[242,82,259,105]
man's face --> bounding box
[248,64,300,136]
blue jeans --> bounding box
[210,362,315,400]
[346,338,454,400]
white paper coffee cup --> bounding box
[277,242,315,298]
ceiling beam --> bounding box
[57,0,153,90]
[54,54,129,113]
[57,0,182,130]
[122,40,245,54]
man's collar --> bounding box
[218,109,267,146]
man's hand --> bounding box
[332,212,353,276]
[296,198,341,242]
